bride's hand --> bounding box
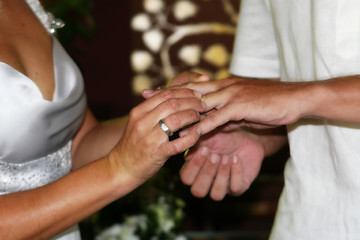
[108,88,206,185]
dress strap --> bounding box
[25,0,65,35]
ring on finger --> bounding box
[158,119,173,137]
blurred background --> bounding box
[43,0,289,239]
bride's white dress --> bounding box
[0,1,87,239]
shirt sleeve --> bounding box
[230,0,280,79]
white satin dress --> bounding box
[0,1,87,239]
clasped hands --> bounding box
[142,71,294,201]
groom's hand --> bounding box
[180,127,266,201]
[141,71,210,99]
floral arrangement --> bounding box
[96,194,187,240]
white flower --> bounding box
[178,44,201,66]
[143,28,164,52]
[132,74,153,95]
[173,0,198,21]
[175,235,188,240]
[96,195,186,239]
[159,218,175,233]
[203,44,230,67]
[95,224,123,240]
[119,225,138,240]
[95,223,141,240]
[125,215,148,232]
[144,0,164,13]
[131,50,154,72]
[131,13,152,32]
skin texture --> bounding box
[143,72,288,201]
[180,126,287,201]
[182,75,360,132]
[0,1,206,239]
[145,71,360,201]
[186,75,360,201]
[181,127,264,200]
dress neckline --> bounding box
[0,0,65,102]
[0,37,57,102]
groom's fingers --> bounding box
[168,71,210,87]
[196,106,237,136]
[180,147,208,186]
[190,153,221,198]
[210,155,231,201]
[141,72,210,99]
[229,155,246,196]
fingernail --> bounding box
[201,147,209,157]
[232,155,238,164]
[180,129,189,137]
[142,89,154,94]
[194,91,202,99]
[198,74,210,81]
[221,155,229,165]
[210,154,220,164]
[201,100,207,109]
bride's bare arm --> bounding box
[0,88,205,239]
[72,72,211,169]
[71,108,128,169]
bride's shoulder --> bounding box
[25,0,64,35]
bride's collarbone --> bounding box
[0,37,55,101]
[0,0,56,101]
[3,40,55,102]
[7,44,55,101]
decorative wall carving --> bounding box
[131,0,241,95]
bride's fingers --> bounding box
[142,109,203,159]
[157,110,200,137]
[147,97,206,128]
[159,126,201,157]
[142,88,160,99]
[127,92,205,154]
